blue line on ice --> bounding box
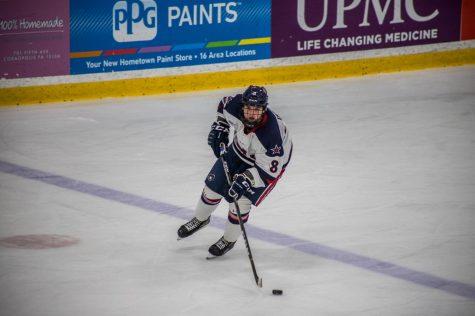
[1,159,474,301]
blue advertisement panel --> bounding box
[70,0,271,74]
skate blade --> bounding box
[206,255,220,260]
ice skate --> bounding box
[208,236,236,257]
[177,217,210,240]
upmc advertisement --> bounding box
[0,0,472,79]
[69,0,271,74]
[271,0,463,57]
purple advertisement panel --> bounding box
[272,0,462,58]
[0,0,69,79]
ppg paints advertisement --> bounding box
[69,0,271,74]
[0,0,473,79]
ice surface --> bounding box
[0,66,474,315]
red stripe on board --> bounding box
[103,48,138,56]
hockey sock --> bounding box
[223,221,242,242]
[224,197,252,242]
[195,186,222,221]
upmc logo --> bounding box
[297,0,440,32]
[113,0,157,42]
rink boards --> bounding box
[0,0,474,105]
[1,47,474,106]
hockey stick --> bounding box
[219,143,263,288]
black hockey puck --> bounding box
[272,289,283,295]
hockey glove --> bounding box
[208,122,229,158]
[228,173,253,201]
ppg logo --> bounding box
[113,0,157,42]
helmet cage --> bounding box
[241,85,268,128]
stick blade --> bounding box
[257,277,263,288]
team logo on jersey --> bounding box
[268,144,282,157]
[207,173,216,182]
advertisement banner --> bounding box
[70,0,271,75]
[272,0,462,58]
[0,0,69,79]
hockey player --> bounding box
[177,85,293,257]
